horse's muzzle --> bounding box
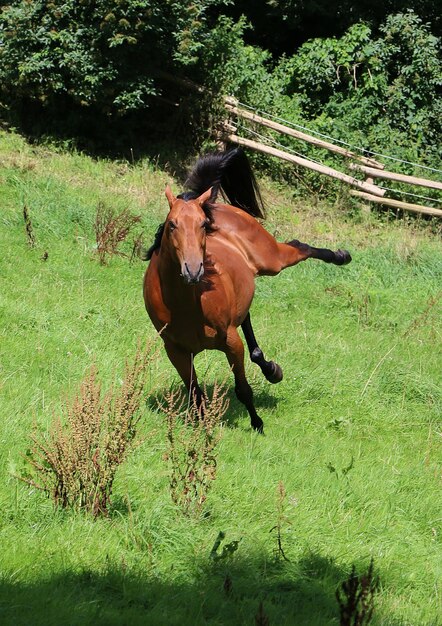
[182,262,204,284]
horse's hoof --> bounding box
[252,418,264,434]
[335,249,352,265]
[266,362,283,384]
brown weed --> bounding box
[19,344,154,517]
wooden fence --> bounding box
[152,73,441,217]
[223,97,442,218]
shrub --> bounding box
[19,344,154,517]
[94,202,141,265]
[162,383,228,516]
[0,0,232,116]
[225,11,441,196]
[276,12,442,160]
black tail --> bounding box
[183,147,265,219]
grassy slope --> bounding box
[0,130,441,626]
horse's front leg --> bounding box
[224,327,264,433]
[241,313,283,384]
[163,340,204,410]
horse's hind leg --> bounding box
[224,327,264,433]
[241,313,283,384]
[164,340,204,409]
[257,238,351,275]
[280,239,352,269]
[289,240,351,265]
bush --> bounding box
[1,2,440,194]
[19,344,154,517]
[0,0,231,116]
[220,11,441,196]
[162,383,228,516]
[275,12,442,161]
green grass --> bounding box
[0,130,441,625]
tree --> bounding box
[0,0,231,115]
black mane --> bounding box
[184,147,265,219]
[145,147,265,260]
[144,222,165,260]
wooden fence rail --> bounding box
[224,97,384,169]
[223,99,442,218]
[226,134,386,197]
[349,163,442,191]
[350,191,442,217]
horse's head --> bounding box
[163,185,213,285]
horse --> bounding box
[143,148,351,432]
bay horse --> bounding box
[143,148,351,432]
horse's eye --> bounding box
[169,221,177,232]
[202,220,211,231]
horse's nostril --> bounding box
[183,262,203,284]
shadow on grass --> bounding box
[146,382,279,431]
[0,550,398,626]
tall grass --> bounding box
[0,130,441,625]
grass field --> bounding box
[0,130,441,625]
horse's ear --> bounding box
[165,185,176,208]
[197,186,216,207]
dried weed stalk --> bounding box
[94,201,141,265]
[336,558,378,626]
[270,481,291,562]
[162,384,228,516]
[130,232,145,264]
[23,205,35,247]
[19,344,154,517]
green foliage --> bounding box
[377,13,442,146]
[0,0,231,115]
[216,11,441,196]
[276,12,442,157]
[222,0,442,56]
[0,1,440,182]
[197,16,277,110]
[280,23,375,112]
